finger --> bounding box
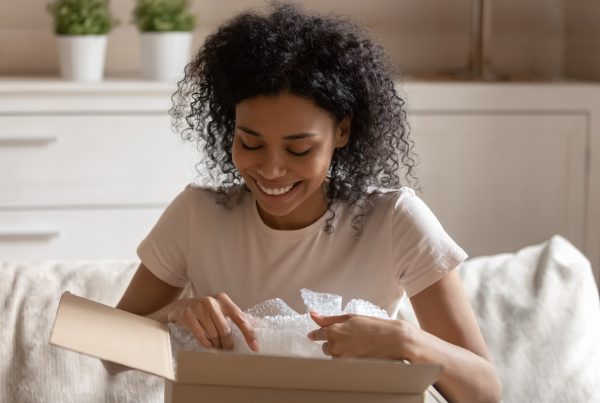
[322,342,331,356]
[195,305,222,349]
[209,309,234,350]
[218,294,259,352]
[309,311,353,327]
[181,307,213,348]
[230,311,259,352]
[307,326,329,341]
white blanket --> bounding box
[398,235,600,403]
[466,235,600,403]
[0,260,163,403]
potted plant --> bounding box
[133,0,196,82]
[47,0,117,82]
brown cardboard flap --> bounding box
[176,350,442,394]
[50,292,175,381]
[165,383,426,403]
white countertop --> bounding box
[0,76,176,94]
[0,75,598,113]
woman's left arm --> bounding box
[308,270,501,403]
[408,269,501,403]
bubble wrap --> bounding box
[168,288,391,369]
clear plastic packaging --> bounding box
[168,288,390,362]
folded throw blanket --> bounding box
[0,260,163,403]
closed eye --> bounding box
[288,149,312,157]
[241,142,262,151]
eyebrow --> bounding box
[236,126,317,140]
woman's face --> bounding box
[233,92,349,230]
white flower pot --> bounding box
[140,32,193,82]
[58,35,107,82]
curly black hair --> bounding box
[170,1,417,234]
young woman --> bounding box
[109,4,501,402]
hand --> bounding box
[165,292,259,352]
[306,311,419,360]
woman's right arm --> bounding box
[115,263,183,320]
[103,263,258,375]
[102,263,184,375]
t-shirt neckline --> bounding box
[248,196,341,240]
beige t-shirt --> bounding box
[137,185,467,318]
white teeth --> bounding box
[257,180,295,195]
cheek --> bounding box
[315,147,336,171]
[300,153,334,179]
[231,143,248,170]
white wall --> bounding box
[0,0,597,80]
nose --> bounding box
[257,151,287,179]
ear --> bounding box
[334,116,351,148]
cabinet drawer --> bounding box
[0,208,163,260]
[0,115,198,207]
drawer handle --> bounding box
[0,135,58,146]
[0,230,61,241]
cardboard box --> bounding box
[50,292,443,403]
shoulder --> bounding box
[364,186,419,212]
[181,183,249,208]
[364,187,441,233]
[160,184,250,222]
[338,187,421,234]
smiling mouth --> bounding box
[255,179,301,196]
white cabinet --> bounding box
[403,82,600,286]
[412,113,587,255]
[0,79,196,260]
[0,209,166,260]
[0,115,195,207]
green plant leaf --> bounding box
[47,0,118,35]
[133,0,196,32]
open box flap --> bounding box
[50,292,441,393]
[50,292,175,381]
[176,349,442,393]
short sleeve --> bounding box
[136,186,193,288]
[393,188,468,297]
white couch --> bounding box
[1,235,599,403]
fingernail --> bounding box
[250,340,259,352]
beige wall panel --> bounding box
[1,1,598,79]
[488,0,565,80]
[565,0,600,81]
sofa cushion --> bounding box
[398,235,600,403]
